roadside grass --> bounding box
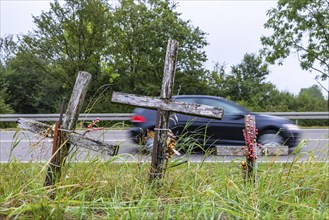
[0,150,328,219]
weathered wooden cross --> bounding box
[18,71,119,188]
[111,39,224,182]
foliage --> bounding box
[0,36,16,114]
[207,53,285,111]
[1,52,64,113]
[261,0,329,81]
[0,35,17,65]
[258,89,297,112]
[18,0,114,99]
[206,54,328,120]
[295,85,328,126]
[0,97,13,117]
[108,0,209,96]
[297,85,326,111]
[0,0,210,113]
[0,58,15,128]
[0,0,327,123]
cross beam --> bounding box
[17,118,119,156]
[112,92,223,119]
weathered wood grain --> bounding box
[161,39,179,99]
[58,71,92,166]
[112,92,224,119]
[67,133,119,156]
[17,118,52,136]
[17,118,119,156]
[149,40,179,181]
[62,71,92,131]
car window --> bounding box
[175,97,201,105]
[199,98,245,115]
[176,97,245,116]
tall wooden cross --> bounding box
[111,39,224,182]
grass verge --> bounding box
[0,155,328,219]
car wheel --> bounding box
[258,130,284,147]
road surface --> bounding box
[0,129,328,163]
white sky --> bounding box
[1,0,328,97]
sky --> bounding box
[1,0,328,97]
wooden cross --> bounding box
[111,39,224,182]
[17,71,119,189]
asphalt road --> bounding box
[0,129,328,163]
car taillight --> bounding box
[131,115,146,123]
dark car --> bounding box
[129,95,301,152]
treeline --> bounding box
[0,0,328,127]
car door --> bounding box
[169,97,211,145]
[197,97,247,146]
[170,96,248,146]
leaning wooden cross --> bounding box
[111,39,224,182]
[17,71,119,188]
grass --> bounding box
[1,123,328,219]
[0,153,328,219]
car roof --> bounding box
[173,95,226,100]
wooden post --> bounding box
[149,39,179,182]
[242,115,258,183]
[47,71,91,187]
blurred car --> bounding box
[129,95,301,152]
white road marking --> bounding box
[0,139,127,143]
[301,139,329,141]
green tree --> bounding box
[208,53,278,111]
[0,61,15,128]
[2,51,64,113]
[0,35,17,65]
[18,0,114,94]
[227,53,270,102]
[5,0,210,113]
[108,0,209,96]
[0,63,13,114]
[296,85,328,126]
[297,85,327,111]
[260,89,297,112]
[261,0,329,110]
[1,36,16,114]
[206,54,303,112]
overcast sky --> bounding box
[1,0,328,97]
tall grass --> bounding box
[0,148,328,219]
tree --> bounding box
[296,85,328,126]
[0,35,17,66]
[4,0,210,113]
[18,0,114,94]
[261,0,329,81]
[0,63,13,114]
[208,53,277,111]
[297,85,327,111]
[1,51,64,113]
[107,0,209,96]
[227,53,270,102]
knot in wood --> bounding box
[160,98,171,105]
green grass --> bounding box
[0,155,328,219]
